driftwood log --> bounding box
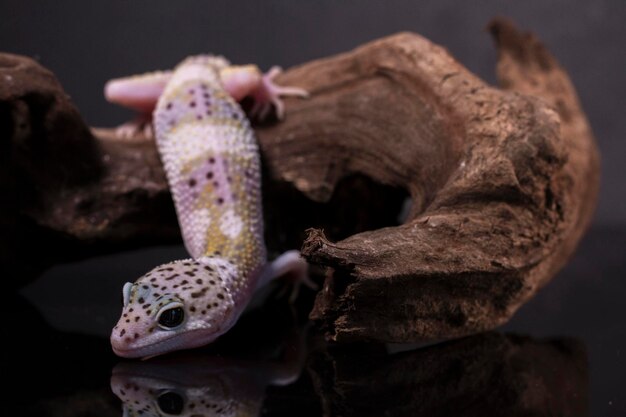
[1,19,598,342]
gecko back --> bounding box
[153,56,266,282]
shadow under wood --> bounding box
[263,172,408,252]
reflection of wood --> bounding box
[308,333,588,417]
[1,19,599,342]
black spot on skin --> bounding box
[189,178,197,187]
[191,288,208,298]
[154,293,160,297]
[217,293,224,300]
[215,251,221,255]
[209,157,215,164]
[206,171,213,179]
[123,313,128,318]
[173,285,179,289]
[135,317,140,322]
[148,328,154,333]
[138,298,145,304]
[190,101,196,107]
[196,279,203,284]
[185,271,195,277]
[190,306,196,312]
[213,302,218,307]
[150,277,157,282]
[143,303,150,309]
[146,310,152,315]
[166,267,174,271]
[209,280,215,285]
[129,308,134,312]
[197,115,203,120]
[201,310,206,315]
[217,197,224,204]
[181,280,188,285]
[166,103,172,110]
[142,285,149,290]
[120,389,126,396]
[134,333,139,339]
[189,403,195,409]
[161,286,167,290]
[120,329,126,336]
[206,304,212,309]
[125,319,130,323]
[152,284,159,288]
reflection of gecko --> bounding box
[106,56,313,358]
[110,327,306,417]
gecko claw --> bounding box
[288,274,318,304]
[274,269,318,304]
[252,67,309,122]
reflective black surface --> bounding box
[5,226,626,416]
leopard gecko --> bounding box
[106,55,311,358]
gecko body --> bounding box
[109,56,310,358]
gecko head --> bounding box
[111,258,237,359]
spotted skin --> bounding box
[109,56,310,359]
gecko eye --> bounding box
[157,391,184,415]
[157,303,185,330]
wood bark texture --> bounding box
[0,19,599,342]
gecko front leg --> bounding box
[105,62,308,133]
[104,70,172,137]
[258,250,318,303]
[220,65,309,120]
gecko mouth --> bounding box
[111,328,223,359]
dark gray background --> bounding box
[1,0,624,226]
